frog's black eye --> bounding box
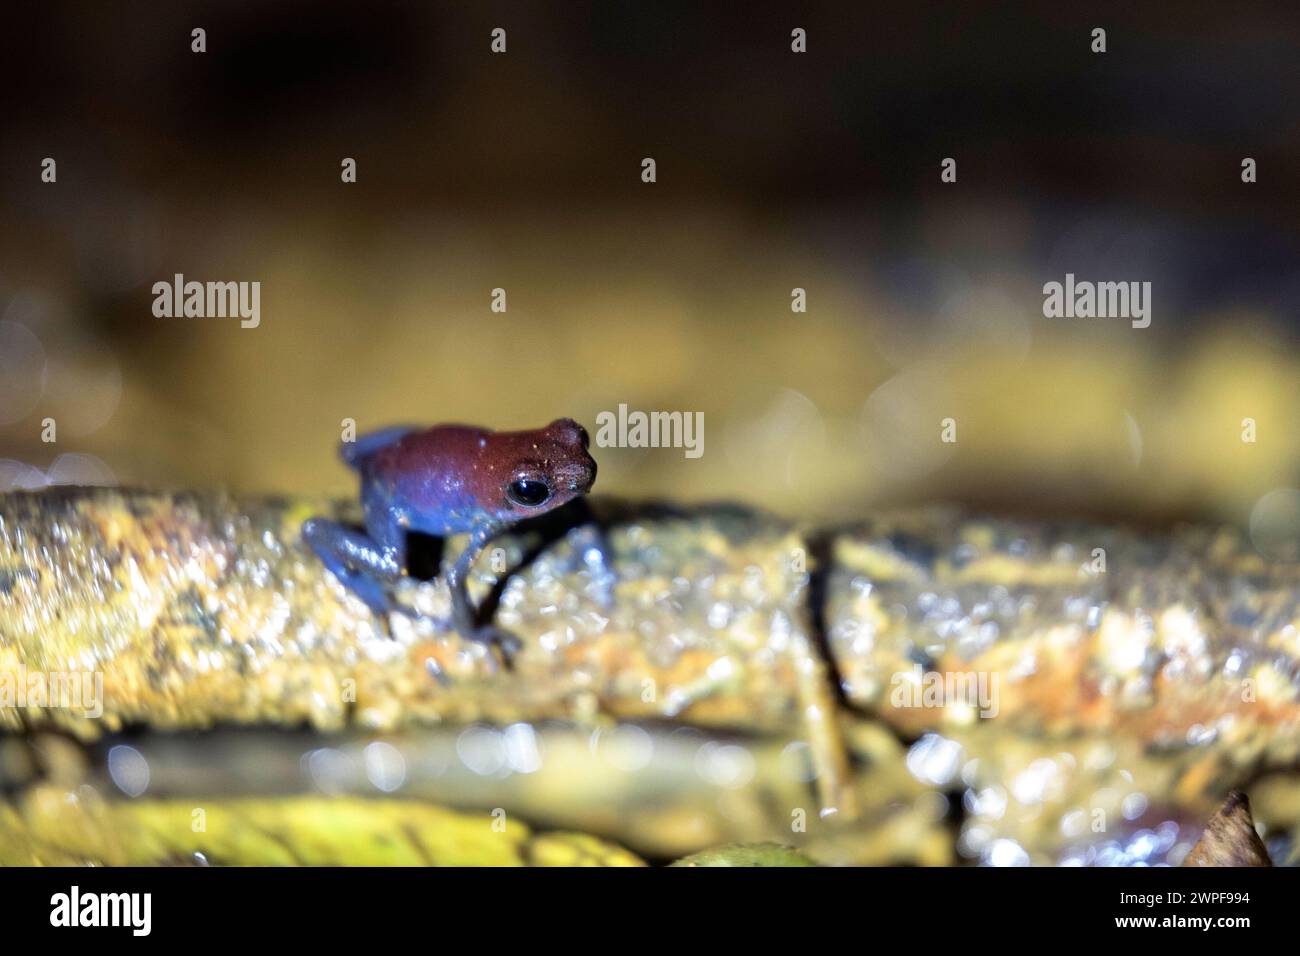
[506,478,551,508]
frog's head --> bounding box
[492,418,596,518]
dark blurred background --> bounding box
[1,1,1298,533]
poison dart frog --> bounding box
[303,418,606,661]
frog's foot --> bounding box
[383,601,455,634]
[464,624,523,670]
[323,577,452,636]
[383,603,517,669]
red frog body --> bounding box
[303,419,602,660]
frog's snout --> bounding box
[571,453,597,494]
[547,417,590,450]
[541,418,597,498]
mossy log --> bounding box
[3,488,1300,865]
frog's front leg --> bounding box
[302,517,405,616]
[445,518,522,661]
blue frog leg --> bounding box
[301,517,405,615]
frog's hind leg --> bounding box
[302,517,404,617]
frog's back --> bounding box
[343,425,487,471]
[340,426,418,470]
[357,426,492,528]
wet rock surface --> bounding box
[825,510,1300,864]
[1,488,1296,865]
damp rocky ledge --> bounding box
[0,487,1297,866]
